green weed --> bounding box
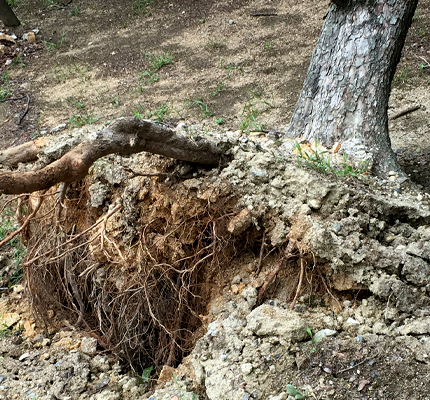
[132,0,154,16]
[294,140,367,178]
[286,384,308,399]
[6,0,17,6]
[67,97,84,109]
[185,97,213,117]
[264,41,271,50]
[393,67,410,84]
[307,327,317,353]
[144,50,174,71]
[133,103,169,122]
[210,82,224,97]
[69,112,98,127]
[239,93,272,132]
[12,53,25,67]
[0,220,15,241]
[205,38,226,50]
[214,117,224,125]
[0,323,12,338]
[139,50,174,88]
[0,73,11,101]
[42,33,66,51]
[69,5,78,16]
[135,365,153,385]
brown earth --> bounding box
[1,1,430,400]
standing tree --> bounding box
[286,0,418,177]
[0,0,20,26]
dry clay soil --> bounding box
[1,0,430,400]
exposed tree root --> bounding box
[0,117,222,194]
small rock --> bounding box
[81,336,98,355]
[356,335,364,343]
[19,352,31,361]
[241,362,253,375]
[313,329,337,343]
[228,209,252,235]
[294,304,307,313]
[51,123,67,133]
[346,317,360,325]
[229,19,235,25]
[94,390,121,400]
[122,377,138,391]
[23,32,36,43]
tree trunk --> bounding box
[0,0,20,27]
[286,0,418,177]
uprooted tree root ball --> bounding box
[18,158,264,370]
[17,156,337,373]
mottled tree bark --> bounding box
[286,0,418,176]
[0,0,20,26]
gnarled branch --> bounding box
[0,118,222,195]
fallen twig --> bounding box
[389,105,421,120]
[250,12,278,16]
[18,94,30,124]
[334,357,371,375]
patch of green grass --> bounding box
[185,97,213,117]
[42,32,66,51]
[139,50,174,89]
[393,66,410,84]
[0,323,12,338]
[294,140,368,178]
[214,117,224,125]
[132,0,154,16]
[0,219,15,241]
[224,62,243,78]
[12,53,25,67]
[210,82,224,97]
[0,72,11,101]
[239,93,272,132]
[205,37,226,50]
[69,5,78,16]
[264,41,271,50]
[66,97,85,109]
[69,112,98,127]
[6,0,17,6]
[133,103,169,122]
[144,50,174,71]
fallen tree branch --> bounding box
[0,117,222,194]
